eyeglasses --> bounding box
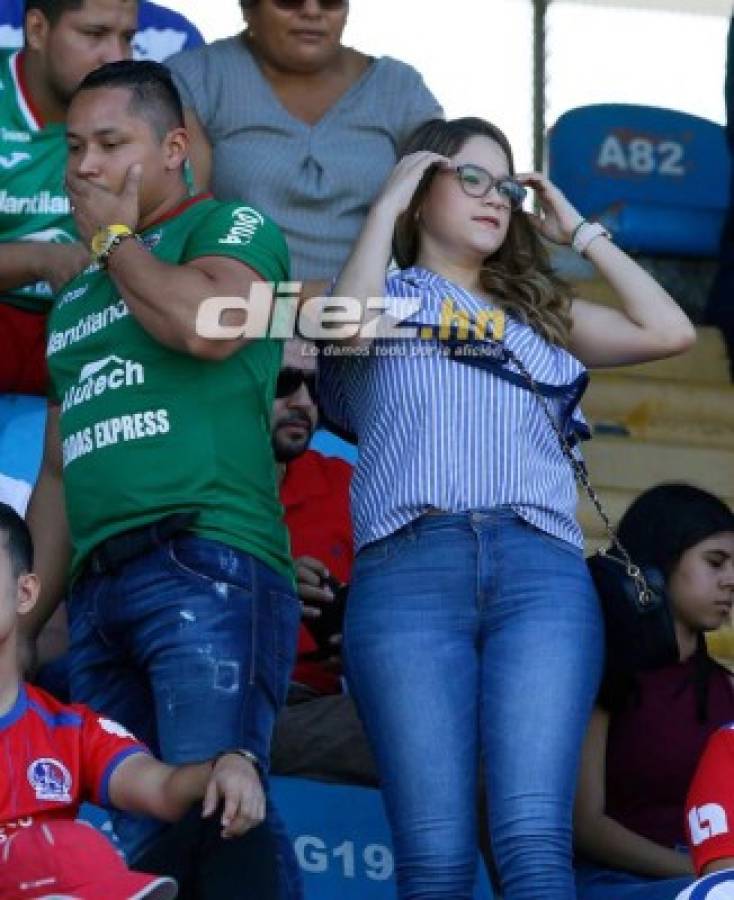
[446,164,527,211]
[271,0,347,10]
[276,369,317,399]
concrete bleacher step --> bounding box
[585,537,608,555]
[582,437,734,501]
[577,487,639,540]
[594,327,729,385]
[589,422,734,450]
[566,270,733,554]
[573,276,730,383]
[583,376,734,447]
[578,484,734,542]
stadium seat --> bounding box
[548,104,729,257]
[270,776,495,899]
[310,426,358,464]
[0,393,45,484]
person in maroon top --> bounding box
[269,339,377,785]
[573,484,734,900]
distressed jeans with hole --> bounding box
[68,533,302,900]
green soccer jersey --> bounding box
[0,50,76,312]
[48,194,293,582]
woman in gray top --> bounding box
[167,0,442,293]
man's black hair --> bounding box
[72,60,185,141]
[25,1,139,26]
[0,502,33,578]
[24,0,85,25]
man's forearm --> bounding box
[111,752,264,837]
[24,468,71,638]
[105,239,244,357]
[110,757,211,822]
[157,761,213,820]
[0,243,43,293]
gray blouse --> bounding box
[167,36,442,280]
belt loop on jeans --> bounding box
[85,511,199,576]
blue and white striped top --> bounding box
[318,267,591,552]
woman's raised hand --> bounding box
[374,151,451,219]
[516,172,584,246]
[331,151,450,320]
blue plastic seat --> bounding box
[271,776,495,899]
[548,103,729,257]
[0,393,45,483]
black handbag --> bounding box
[433,328,680,675]
[503,344,680,675]
[586,549,678,673]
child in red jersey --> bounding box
[677,724,734,899]
[0,502,264,897]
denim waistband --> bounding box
[403,506,523,536]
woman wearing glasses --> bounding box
[166,0,441,296]
[318,117,695,900]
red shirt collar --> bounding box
[14,51,44,130]
[142,192,213,231]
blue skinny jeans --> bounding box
[343,509,604,900]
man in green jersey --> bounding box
[0,0,137,394]
[24,60,302,897]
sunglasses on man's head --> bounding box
[271,0,347,10]
[276,369,317,399]
[442,163,527,211]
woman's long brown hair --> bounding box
[393,117,574,347]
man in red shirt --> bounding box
[677,724,734,898]
[270,340,377,785]
[0,500,269,897]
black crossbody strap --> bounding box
[423,323,654,606]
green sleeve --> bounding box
[183,202,290,284]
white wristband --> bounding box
[572,221,611,257]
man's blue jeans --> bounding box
[343,509,604,900]
[68,533,302,899]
